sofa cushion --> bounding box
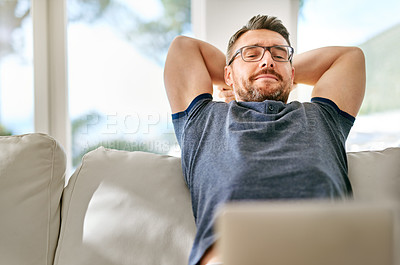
[347,147,400,202]
[348,147,400,265]
[54,147,196,265]
[0,133,66,265]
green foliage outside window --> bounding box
[0,124,12,136]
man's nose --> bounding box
[259,49,275,68]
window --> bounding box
[297,0,400,151]
[3,0,396,162]
[0,0,33,135]
[68,0,191,166]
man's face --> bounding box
[224,29,295,103]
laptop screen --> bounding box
[216,201,394,265]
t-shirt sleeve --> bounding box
[311,97,355,138]
[172,93,213,146]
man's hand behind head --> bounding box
[217,85,235,103]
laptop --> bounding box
[215,201,394,265]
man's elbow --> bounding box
[347,47,365,65]
[348,47,366,106]
[343,47,366,82]
[165,35,194,73]
[169,35,195,51]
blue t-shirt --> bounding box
[172,94,354,265]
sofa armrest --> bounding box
[0,133,66,265]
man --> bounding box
[164,15,365,265]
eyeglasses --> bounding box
[227,45,294,66]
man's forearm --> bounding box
[196,38,227,87]
[292,46,365,116]
[292,46,362,86]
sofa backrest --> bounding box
[347,147,400,265]
[54,147,196,265]
[0,133,66,265]
[347,147,400,202]
[53,146,400,265]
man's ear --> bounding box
[224,66,233,87]
[291,66,295,86]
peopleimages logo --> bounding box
[81,112,175,135]
[82,139,180,154]
[72,111,181,157]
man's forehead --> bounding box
[234,29,288,50]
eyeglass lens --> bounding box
[242,46,291,62]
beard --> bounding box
[233,68,292,103]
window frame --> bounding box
[32,0,71,166]
[29,0,300,170]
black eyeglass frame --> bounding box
[227,45,294,66]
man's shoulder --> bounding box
[172,93,215,120]
[310,97,355,124]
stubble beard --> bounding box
[234,68,292,103]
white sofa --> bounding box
[0,133,399,265]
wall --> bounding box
[191,0,299,52]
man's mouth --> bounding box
[250,69,282,82]
[254,74,279,81]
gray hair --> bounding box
[226,15,291,65]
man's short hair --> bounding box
[226,15,291,65]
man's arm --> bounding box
[164,36,226,113]
[293,46,366,117]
